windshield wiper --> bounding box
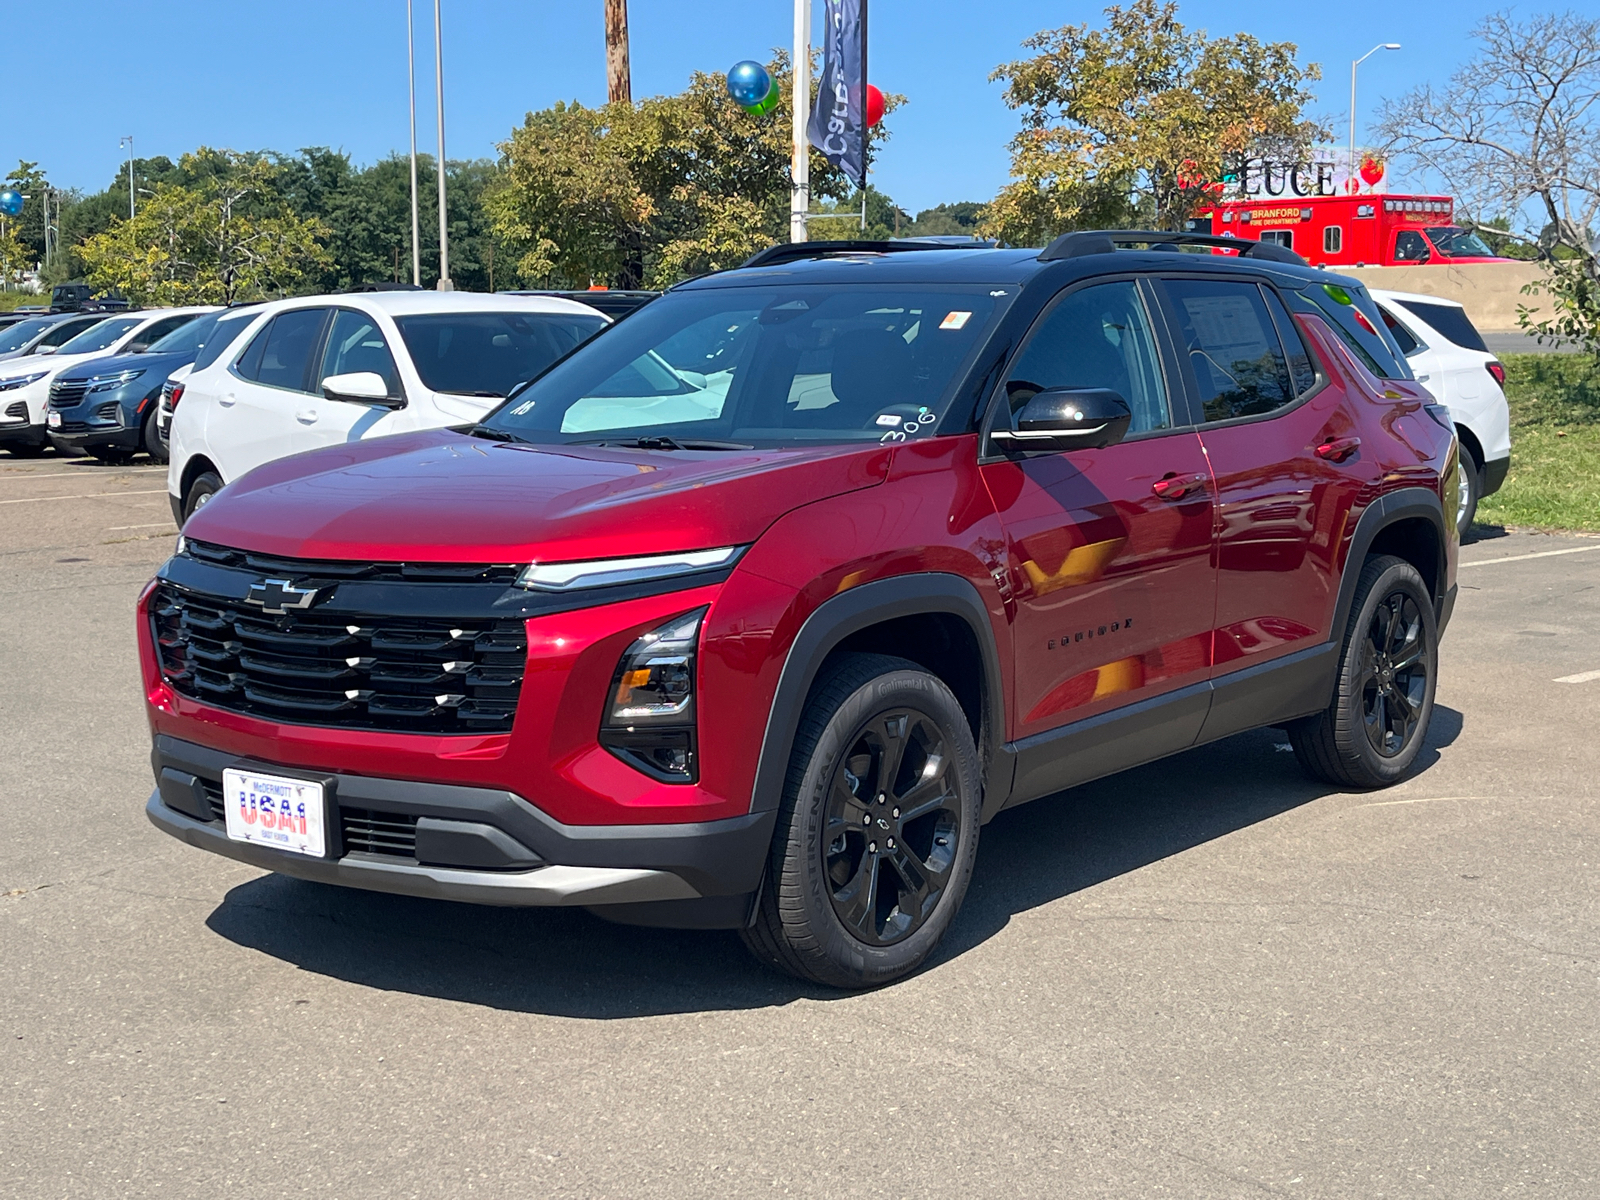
[465,424,532,444]
[576,435,755,451]
[442,390,506,398]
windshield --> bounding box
[1425,227,1496,258]
[146,312,219,356]
[394,311,607,398]
[57,316,142,356]
[0,318,54,354]
[192,311,261,371]
[482,284,1008,447]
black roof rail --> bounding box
[1039,229,1309,267]
[737,238,994,270]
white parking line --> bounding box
[1554,669,1600,685]
[1460,545,1600,568]
[0,470,166,481]
[0,489,168,506]
[106,522,173,531]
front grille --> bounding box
[152,581,528,734]
[341,807,418,857]
[53,419,90,433]
[199,777,225,821]
[48,378,89,408]
[185,538,523,586]
[4,400,26,420]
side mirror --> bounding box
[126,341,150,354]
[321,371,403,409]
[990,387,1133,453]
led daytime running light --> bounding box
[518,546,741,591]
[0,371,47,391]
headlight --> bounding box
[87,368,145,393]
[0,372,47,392]
[599,607,706,782]
[517,546,741,591]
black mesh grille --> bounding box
[49,378,89,408]
[341,807,418,857]
[152,581,528,734]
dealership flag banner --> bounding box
[808,0,867,188]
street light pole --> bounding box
[119,136,135,219]
[1349,43,1400,192]
[433,0,452,291]
[790,0,811,243]
[407,0,421,287]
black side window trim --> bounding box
[319,307,403,399]
[1150,274,1328,433]
[231,308,333,395]
[977,272,1193,461]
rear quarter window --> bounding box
[1290,284,1413,380]
[1395,299,1489,353]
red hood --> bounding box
[184,430,891,563]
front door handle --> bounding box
[295,409,319,425]
[1152,472,1207,501]
[218,393,236,408]
[1315,436,1361,463]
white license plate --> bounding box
[222,769,327,858]
[46,410,60,428]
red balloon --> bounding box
[865,84,885,128]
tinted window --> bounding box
[1262,288,1317,395]
[252,309,328,391]
[1395,299,1488,352]
[1425,227,1495,258]
[319,310,400,395]
[394,311,605,398]
[45,317,107,346]
[1002,281,1170,434]
[196,312,262,372]
[135,315,199,348]
[0,318,54,354]
[1324,226,1342,253]
[1295,285,1410,379]
[1164,279,1295,422]
[1378,305,1422,356]
[1394,231,1430,262]
[56,317,142,356]
[148,311,221,356]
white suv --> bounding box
[0,307,218,458]
[1370,289,1511,537]
[167,291,607,523]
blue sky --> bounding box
[10,0,1476,212]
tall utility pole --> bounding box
[119,136,135,219]
[604,0,631,105]
[1349,43,1400,192]
[790,0,811,242]
[433,0,452,290]
[407,0,421,286]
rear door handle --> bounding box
[1315,436,1361,463]
[218,393,236,408]
[1152,472,1208,501]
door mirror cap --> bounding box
[321,371,403,408]
[991,387,1133,453]
[125,341,150,354]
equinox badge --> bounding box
[245,578,321,614]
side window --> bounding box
[1259,230,1294,250]
[1324,226,1342,254]
[1164,279,1296,423]
[317,309,400,396]
[43,319,97,347]
[136,316,194,346]
[1262,288,1317,395]
[252,309,328,392]
[1394,231,1430,263]
[1001,280,1171,435]
[234,323,269,380]
[197,315,257,372]
[1378,306,1422,356]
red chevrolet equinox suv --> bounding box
[141,232,1458,988]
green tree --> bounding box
[984,0,1325,243]
[78,150,331,304]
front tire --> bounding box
[1455,441,1480,540]
[1289,555,1438,789]
[741,654,981,989]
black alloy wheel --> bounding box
[822,709,962,946]
[1290,554,1438,789]
[1359,588,1429,757]
[742,653,981,989]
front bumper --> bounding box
[49,422,140,452]
[147,734,774,924]
[0,419,46,448]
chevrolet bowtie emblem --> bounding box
[245,578,321,614]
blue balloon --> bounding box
[726,60,772,109]
[0,189,22,218]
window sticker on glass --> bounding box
[939,311,973,331]
[877,405,938,444]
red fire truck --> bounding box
[1192,194,1510,268]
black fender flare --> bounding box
[747,572,1011,817]
[1332,485,1449,639]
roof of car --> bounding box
[283,290,608,319]
[1368,288,1466,308]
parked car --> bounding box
[167,291,608,522]
[0,308,216,457]
[154,306,270,458]
[141,233,1458,989]
[1370,289,1509,536]
[50,282,132,313]
[47,308,239,464]
[0,311,115,363]
[503,289,659,319]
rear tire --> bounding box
[182,471,224,521]
[1455,441,1480,540]
[741,653,981,989]
[1289,555,1437,789]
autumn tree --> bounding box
[983,0,1326,243]
[78,150,330,304]
[1376,10,1600,354]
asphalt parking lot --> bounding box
[2,452,1597,1198]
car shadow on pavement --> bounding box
[205,709,1464,1017]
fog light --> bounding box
[599,608,706,783]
